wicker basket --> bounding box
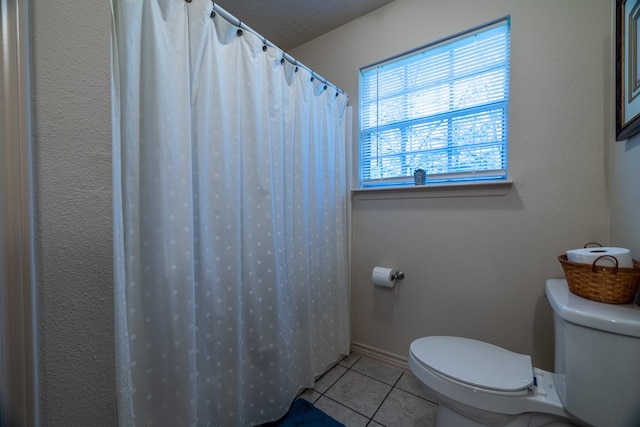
[558,254,640,304]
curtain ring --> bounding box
[210,10,215,19]
[262,37,268,52]
[237,21,243,37]
[186,0,192,3]
[294,60,298,73]
[310,76,314,82]
[280,57,285,65]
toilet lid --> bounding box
[410,336,533,392]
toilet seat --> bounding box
[409,336,574,420]
[410,336,533,395]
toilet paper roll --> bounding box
[566,247,633,268]
[372,266,395,288]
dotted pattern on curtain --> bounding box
[113,1,350,426]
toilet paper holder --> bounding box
[372,266,405,288]
[392,271,405,281]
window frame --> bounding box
[358,17,511,190]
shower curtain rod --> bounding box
[210,2,346,96]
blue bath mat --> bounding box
[262,398,345,426]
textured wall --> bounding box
[31,0,115,425]
[293,0,612,370]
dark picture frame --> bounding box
[617,0,640,140]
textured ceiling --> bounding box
[215,0,395,51]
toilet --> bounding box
[409,279,640,427]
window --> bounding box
[359,18,510,188]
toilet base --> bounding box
[409,347,583,427]
[435,404,579,427]
[436,405,489,427]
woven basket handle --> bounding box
[584,242,603,248]
[591,255,619,274]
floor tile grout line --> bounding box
[343,357,399,426]
[348,365,404,388]
[312,360,352,395]
[393,371,439,405]
[310,359,373,421]
[321,393,375,424]
[310,354,438,427]
[329,357,377,423]
[368,373,401,425]
[323,356,389,425]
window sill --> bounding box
[351,180,513,200]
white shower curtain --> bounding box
[111,1,350,425]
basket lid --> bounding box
[546,279,640,337]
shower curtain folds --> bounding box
[111,1,350,426]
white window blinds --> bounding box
[359,18,510,187]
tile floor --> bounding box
[297,354,440,427]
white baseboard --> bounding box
[350,341,410,373]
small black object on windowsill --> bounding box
[413,169,426,185]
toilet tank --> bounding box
[545,279,640,427]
